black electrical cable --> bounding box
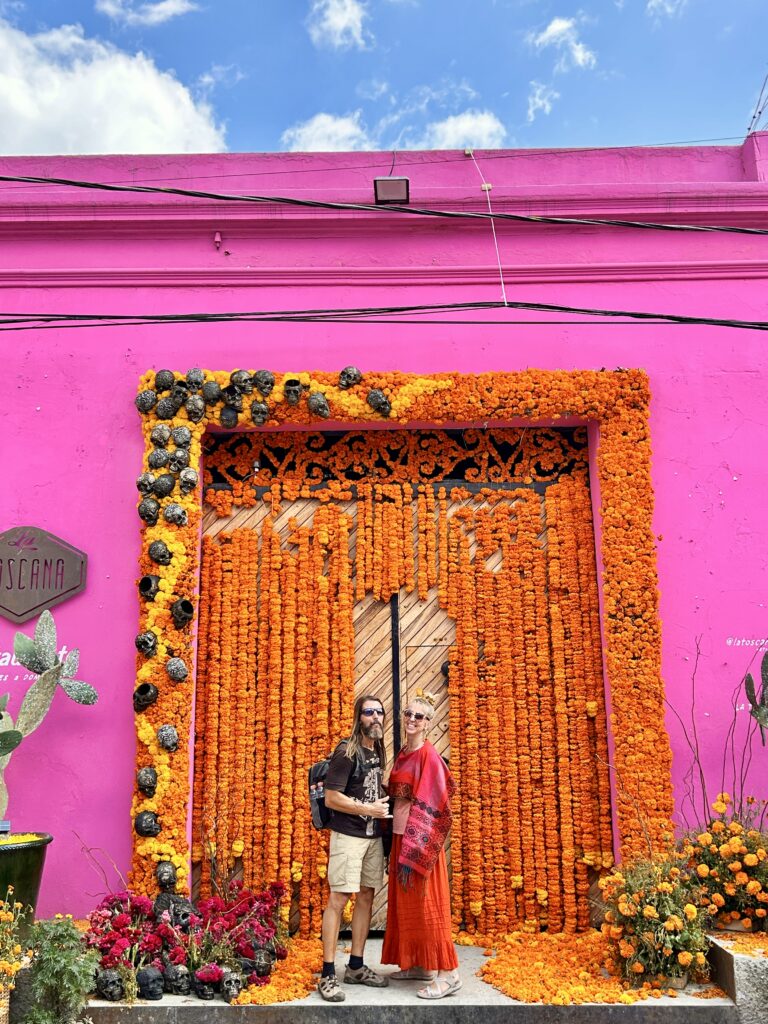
[0,298,767,332]
[1,172,767,236]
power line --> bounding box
[1,298,767,332]
[1,172,767,236]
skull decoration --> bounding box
[367,388,391,417]
[250,400,269,426]
[179,468,199,495]
[171,426,192,447]
[230,369,254,393]
[252,948,274,977]
[221,384,243,410]
[96,969,125,1002]
[156,396,182,420]
[171,598,195,629]
[339,366,363,389]
[165,657,188,683]
[308,392,330,418]
[152,428,172,451]
[135,811,161,837]
[156,860,177,892]
[136,473,156,495]
[194,978,216,1001]
[138,498,160,526]
[185,395,205,423]
[148,449,170,470]
[168,449,190,473]
[202,380,222,405]
[148,541,172,565]
[152,473,176,498]
[135,390,158,413]
[164,503,188,526]
[170,898,195,930]
[186,368,205,391]
[252,369,275,396]
[137,766,158,797]
[221,969,243,1003]
[138,575,161,601]
[155,370,176,392]
[134,631,158,657]
[133,682,159,712]
[164,964,191,995]
[283,379,303,406]
[157,724,179,752]
[220,407,239,429]
[137,967,165,1001]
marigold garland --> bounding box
[134,370,672,934]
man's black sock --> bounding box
[348,955,364,970]
[322,962,336,978]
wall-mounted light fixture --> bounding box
[373,177,410,204]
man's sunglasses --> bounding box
[360,708,385,717]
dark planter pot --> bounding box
[0,832,53,921]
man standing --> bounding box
[318,693,391,1002]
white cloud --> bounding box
[417,110,506,149]
[527,81,559,122]
[357,77,389,101]
[0,19,225,154]
[646,0,687,14]
[530,16,596,72]
[306,0,370,50]
[95,0,198,26]
[281,110,374,151]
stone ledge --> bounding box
[709,936,768,1024]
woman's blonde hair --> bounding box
[408,695,435,720]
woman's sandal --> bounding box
[390,968,435,981]
[416,976,462,999]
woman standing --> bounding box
[381,694,461,999]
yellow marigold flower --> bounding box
[758,848,767,861]
[728,821,743,835]
[610,926,624,940]
[717,792,732,805]
[729,837,743,853]
[231,839,244,857]
[744,853,758,867]
[728,861,742,873]
[657,882,673,893]
[697,864,710,878]
[725,883,737,896]
[746,881,762,895]
[677,951,693,968]
[669,867,681,879]
[683,904,697,921]
[664,916,683,932]
[735,872,749,886]
[697,832,713,845]
[469,900,483,916]
[695,953,706,966]
[712,821,725,834]
[712,801,727,815]
[642,906,659,920]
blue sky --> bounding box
[0,1,766,154]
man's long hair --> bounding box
[346,693,387,770]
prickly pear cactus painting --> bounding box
[0,610,98,818]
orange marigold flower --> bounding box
[677,951,693,968]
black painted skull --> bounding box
[171,599,194,629]
[150,424,172,447]
[220,406,239,429]
[185,395,206,423]
[165,657,188,682]
[148,540,172,565]
[135,390,158,413]
[339,366,362,389]
[185,368,205,391]
[164,503,188,526]
[138,498,160,526]
[250,400,269,426]
[164,964,191,995]
[230,369,254,394]
[157,725,179,752]
[179,468,198,495]
[96,969,125,1002]
[135,811,161,837]
[170,426,192,447]
[367,388,391,417]
[154,370,176,392]
[137,967,164,1001]
[202,380,222,405]
[138,575,160,601]
[308,392,330,418]
[221,384,243,410]
[137,766,158,797]
[252,370,275,396]
[156,860,177,892]
[133,682,159,711]
[221,969,243,1003]
[134,631,158,657]
[136,473,156,495]
[156,396,182,420]
[284,378,303,405]
[152,473,176,498]
[194,978,215,1000]
[148,449,170,470]
[168,449,190,473]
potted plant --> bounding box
[0,611,97,914]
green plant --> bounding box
[1,611,98,818]
[24,916,99,1024]
[744,651,768,746]
[0,885,28,995]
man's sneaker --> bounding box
[343,965,390,987]
[317,975,345,1001]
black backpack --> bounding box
[308,741,363,831]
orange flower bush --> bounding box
[134,369,673,928]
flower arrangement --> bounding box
[134,368,672,934]
[0,887,27,996]
[600,858,711,983]
[683,793,768,931]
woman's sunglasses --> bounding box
[403,710,428,721]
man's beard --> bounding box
[362,721,383,739]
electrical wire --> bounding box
[1,172,767,236]
[468,150,508,306]
[1,298,767,332]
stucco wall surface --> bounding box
[0,141,767,916]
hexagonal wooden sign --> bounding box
[0,526,87,624]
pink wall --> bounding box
[1,140,767,915]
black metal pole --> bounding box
[390,593,401,756]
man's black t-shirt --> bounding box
[324,743,384,839]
